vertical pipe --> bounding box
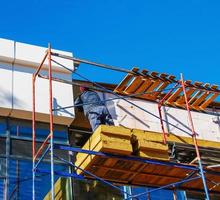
[127,186,132,200]
[69,129,76,200]
[180,74,210,200]
[16,126,20,199]
[4,118,10,200]
[123,186,128,199]
[48,44,55,200]
[157,83,179,144]
[147,192,150,200]
[32,51,48,200]
[123,186,132,199]
[183,191,188,200]
[32,74,36,200]
[158,105,167,144]
[173,188,177,200]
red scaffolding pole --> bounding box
[180,73,210,200]
[32,44,55,200]
[157,82,180,144]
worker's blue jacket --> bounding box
[74,90,104,116]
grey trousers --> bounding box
[87,105,114,132]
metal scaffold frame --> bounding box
[32,44,215,200]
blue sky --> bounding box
[1,0,220,85]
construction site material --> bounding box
[75,125,220,163]
[131,129,169,160]
[114,67,220,111]
[64,145,220,194]
[102,91,220,143]
[74,125,220,193]
[134,129,220,150]
[75,125,132,175]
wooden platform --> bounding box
[113,67,220,111]
[75,125,220,193]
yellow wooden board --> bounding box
[138,140,168,152]
[138,150,169,160]
[44,178,72,200]
[75,125,133,174]
[130,128,220,149]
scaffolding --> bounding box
[32,44,220,200]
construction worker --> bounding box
[74,86,114,132]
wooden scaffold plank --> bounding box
[114,67,139,93]
[124,70,148,94]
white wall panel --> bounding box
[0,38,74,125]
[0,38,14,63]
[15,42,74,73]
[0,62,13,116]
[100,91,220,142]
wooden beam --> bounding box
[210,85,218,90]
[176,82,202,105]
[175,88,196,105]
[151,81,170,100]
[160,73,168,79]
[166,87,183,105]
[151,71,159,77]
[124,70,149,94]
[188,90,203,104]
[114,74,134,93]
[135,79,153,94]
[114,67,139,93]
[191,91,210,110]
[124,76,144,94]
[200,93,219,110]
[142,79,163,100]
[168,75,176,82]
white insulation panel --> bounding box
[0,38,74,125]
[101,92,220,142]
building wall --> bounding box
[0,38,75,125]
[0,117,70,200]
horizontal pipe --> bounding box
[0,154,68,166]
[128,175,201,199]
[69,128,92,134]
[51,52,138,75]
[51,54,220,93]
[36,169,84,180]
[207,164,220,169]
[55,145,198,171]
[39,74,183,96]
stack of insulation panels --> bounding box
[75,125,169,182]
[75,125,220,193]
